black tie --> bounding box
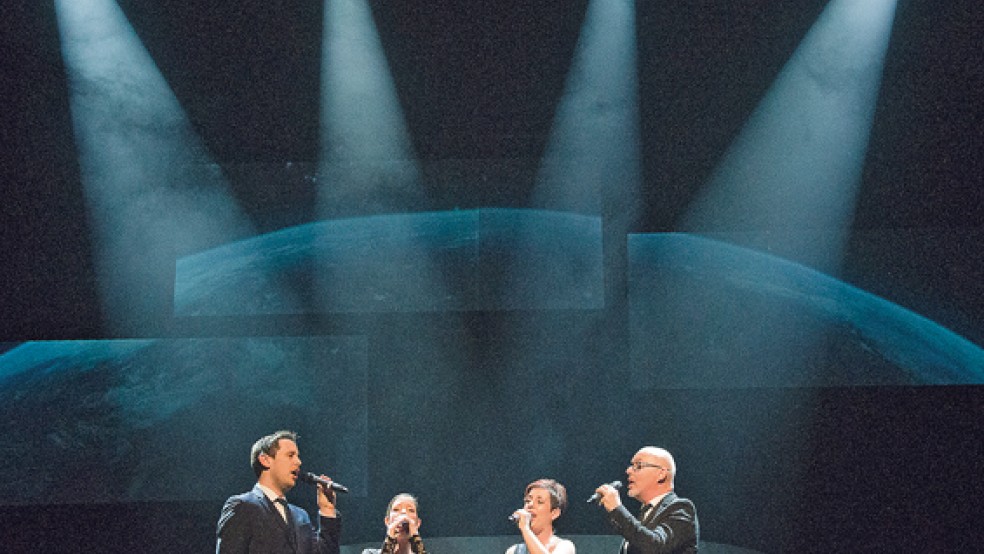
[274,498,289,522]
[620,504,654,554]
[275,498,297,549]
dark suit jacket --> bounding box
[216,484,341,554]
[606,491,698,554]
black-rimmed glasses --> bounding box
[627,461,664,471]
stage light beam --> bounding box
[318,0,421,218]
[56,0,254,333]
[683,0,899,274]
[534,0,642,223]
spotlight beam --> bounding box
[56,0,253,333]
[683,0,899,273]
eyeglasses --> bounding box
[627,461,665,472]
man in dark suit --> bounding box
[216,430,342,554]
[593,446,698,554]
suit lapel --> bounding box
[621,494,681,554]
[254,486,298,553]
[282,502,299,553]
[647,491,678,525]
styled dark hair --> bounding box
[250,430,298,477]
[525,478,568,515]
[385,492,419,517]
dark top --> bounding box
[360,534,428,554]
[216,484,342,554]
[606,491,698,554]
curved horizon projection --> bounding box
[174,208,603,316]
[629,233,984,388]
[0,337,368,505]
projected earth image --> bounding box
[629,233,984,388]
[6,226,982,509]
[174,208,603,316]
[0,337,367,505]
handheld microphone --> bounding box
[586,480,622,504]
[507,513,519,523]
[298,471,350,493]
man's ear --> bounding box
[551,508,560,521]
[258,452,273,470]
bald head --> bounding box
[638,446,676,481]
[625,446,677,503]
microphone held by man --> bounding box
[586,480,622,504]
[592,447,699,554]
[215,430,343,554]
[298,471,350,493]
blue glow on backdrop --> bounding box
[492,0,641,466]
[6,1,977,551]
[628,233,984,387]
[319,0,422,217]
[661,0,899,389]
[0,336,368,504]
[534,0,641,223]
[174,209,603,315]
[56,0,254,333]
[683,0,899,274]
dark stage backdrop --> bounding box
[2,1,983,553]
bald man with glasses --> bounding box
[593,447,698,554]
